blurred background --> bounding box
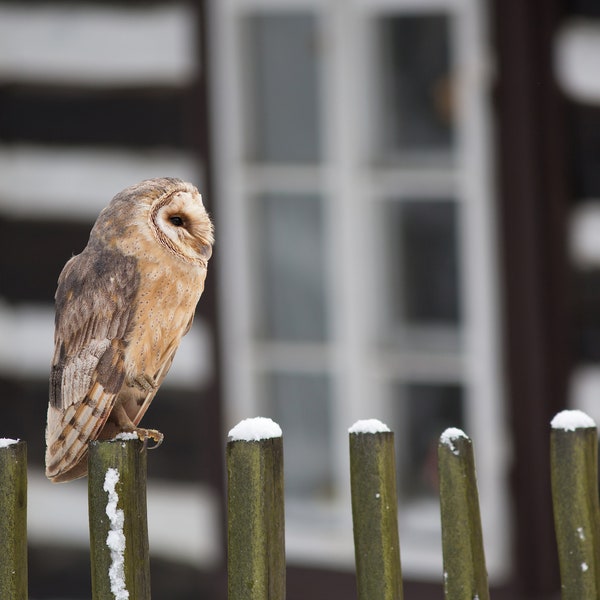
[1,0,599,598]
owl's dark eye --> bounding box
[169,215,185,227]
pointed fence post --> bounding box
[88,437,151,600]
[349,419,403,600]
[227,417,285,600]
[550,410,600,599]
[0,439,27,600]
[438,428,489,600]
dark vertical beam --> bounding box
[492,0,570,596]
[193,0,225,497]
[193,2,227,597]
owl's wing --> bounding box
[45,247,140,482]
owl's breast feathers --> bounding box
[122,248,205,380]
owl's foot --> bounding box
[113,427,163,449]
[110,404,163,449]
[134,427,164,450]
[127,373,157,393]
[113,427,163,450]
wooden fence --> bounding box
[0,409,598,599]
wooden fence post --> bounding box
[550,410,600,599]
[0,439,27,600]
[88,437,151,600]
[438,428,489,600]
[349,419,403,600]
[227,417,285,600]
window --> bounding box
[211,0,509,580]
[244,13,322,163]
[374,14,454,162]
[255,192,328,342]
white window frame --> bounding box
[209,0,510,580]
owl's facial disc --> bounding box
[152,190,214,264]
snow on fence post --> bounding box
[438,428,489,600]
[550,410,600,598]
[349,420,403,600]
[227,417,285,600]
[88,436,151,600]
[0,439,27,600]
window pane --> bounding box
[391,382,464,500]
[573,268,600,362]
[256,193,328,342]
[266,372,332,498]
[378,199,461,343]
[245,13,321,163]
[376,15,454,161]
[570,105,600,199]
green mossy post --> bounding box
[227,436,285,600]
[349,430,403,600]
[550,421,600,598]
[438,431,489,600]
[0,440,27,600]
[88,438,151,600]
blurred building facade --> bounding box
[1,0,600,598]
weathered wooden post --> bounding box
[438,428,489,600]
[550,409,600,599]
[349,419,403,600]
[88,436,151,600]
[0,439,27,600]
[227,417,285,600]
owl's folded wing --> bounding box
[45,247,140,482]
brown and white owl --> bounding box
[45,177,214,483]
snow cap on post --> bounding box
[439,428,470,457]
[228,417,282,441]
[440,427,468,444]
[348,419,391,434]
[551,409,596,431]
[0,438,19,448]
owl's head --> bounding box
[147,179,214,266]
[92,178,214,266]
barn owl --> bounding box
[45,178,214,483]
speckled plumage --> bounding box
[45,178,214,482]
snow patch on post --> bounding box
[113,431,139,441]
[103,467,129,600]
[551,409,596,431]
[348,419,391,434]
[228,417,282,441]
[440,427,469,456]
[0,438,19,448]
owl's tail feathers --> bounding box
[45,384,116,483]
[45,454,89,483]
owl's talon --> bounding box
[135,427,164,450]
